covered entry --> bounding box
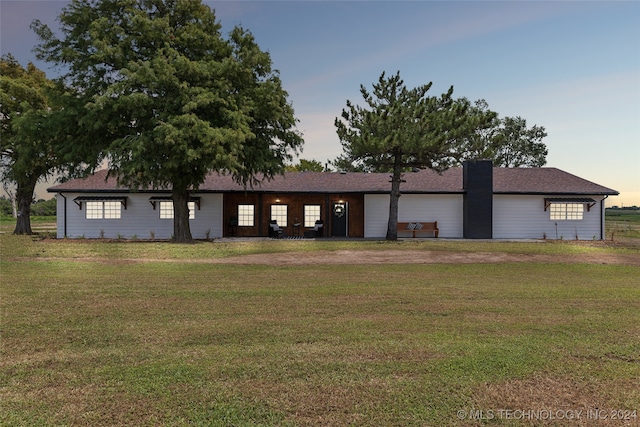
[222,193,364,238]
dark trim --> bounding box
[148,196,201,210]
[50,188,618,196]
[324,194,331,234]
[463,160,493,239]
[601,198,604,240]
[60,193,67,238]
[73,196,128,210]
[544,197,597,212]
[601,195,610,240]
[257,193,264,235]
[496,192,616,196]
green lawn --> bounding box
[1,227,640,426]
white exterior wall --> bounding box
[364,194,463,238]
[55,195,65,237]
[363,194,388,238]
[493,195,605,240]
[55,193,223,239]
[54,191,607,240]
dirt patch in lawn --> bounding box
[10,250,640,266]
[215,249,640,266]
[12,249,639,266]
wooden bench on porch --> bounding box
[397,221,439,238]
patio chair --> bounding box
[269,220,286,238]
[304,220,324,238]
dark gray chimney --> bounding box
[463,160,493,239]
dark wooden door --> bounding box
[331,202,347,237]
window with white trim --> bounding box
[159,201,195,219]
[304,205,321,227]
[85,201,122,219]
[549,203,584,220]
[237,204,254,226]
[270,204,288,226]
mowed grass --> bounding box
[1,232,640,426]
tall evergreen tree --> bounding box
[33,0,303,242]
[335,71,496,240]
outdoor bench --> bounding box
[397,221,439,238]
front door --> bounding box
[331,202,347,237]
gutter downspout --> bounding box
[59,193,67,238]
[601,195,609,240]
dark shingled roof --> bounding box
[48,167,618,196]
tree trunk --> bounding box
[171,187,194,243]
[13,177,37,235]
[386,150,403,241]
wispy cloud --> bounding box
[287,2,576,93]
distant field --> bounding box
[606,209,640,222]
[1,230,639,426]
[605,209,640,240]
[0,215,56,236]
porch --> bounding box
[222,192,365,238]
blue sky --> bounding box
[2,1,639,206]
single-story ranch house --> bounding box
[48,160,618,240]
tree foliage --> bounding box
[335,71,496,240]
[329,155,362,172]
[285,159,326,172]
[33,0,303,242]
[31,198,57,216]
[0,196,14,217]
[0,54,58,234]
[457,99,547,167]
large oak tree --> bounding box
[335,71,496,240]
[33,0,303,242]
[0,55,57,234]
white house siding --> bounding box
[364,194,463,238]
[363,194,388,238]
[55,193,223,239]
[186,194,224,240]
[492,195,605,240]
[55,195,65,238]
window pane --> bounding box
[103,201,121,219]
[238,204,254,226]
[85,201,102,219]
[160,201,195,219]
[188,201,195,220]
[549,203,565,220]
[566,203,583,220]
[159,201,173,219]
[304,205,321,227]
[549,203,584,221]
[270,204,287,226]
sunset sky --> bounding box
[2,1,639,206]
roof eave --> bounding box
[494,191,619,196]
